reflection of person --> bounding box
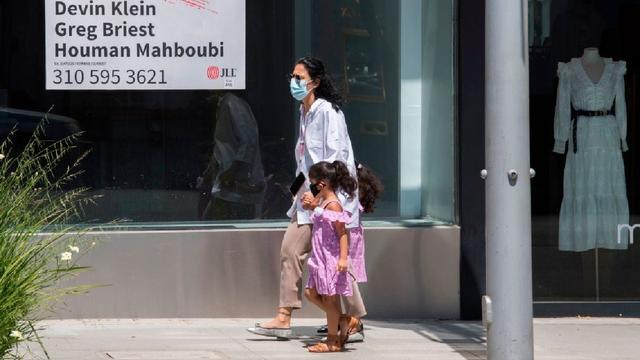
[247,57,366,341]
[198,92,265,220]
[302,161,358,353]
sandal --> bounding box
[256,310,292,328]
[340,315,362,336]
[247,310,293,338]
[308,335,342,353]
[338,316,351,347]
[352,319,364,335]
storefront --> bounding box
[6,0,631,321]
[0,0,461,319]
[529,0,640,315]
[457,0,640,319]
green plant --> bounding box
[0,117,96,359]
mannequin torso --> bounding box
[580,47,605,84]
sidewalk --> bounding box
[23,318,640,360]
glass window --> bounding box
[529,0,640,301]
[295,0,456,222]
[0,0,455,225]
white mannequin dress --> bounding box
[553,58,629,251]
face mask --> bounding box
[309,182,321,197]
[290,78,309,101]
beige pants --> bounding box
[279,218,367,318]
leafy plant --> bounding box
[0,116,96,359]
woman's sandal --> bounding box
[308,335,342,353]
[248,310,293,338]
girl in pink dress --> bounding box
[303,162,384,340]
[302,161,383,352]
[303,161,357,353]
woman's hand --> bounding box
[337,257,349,273]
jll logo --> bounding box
[207,66,220,80]
[207,67,237,80]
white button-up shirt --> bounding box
[286,98,360,228]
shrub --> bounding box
[0,118,96,359]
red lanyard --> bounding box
[298,112,309,162]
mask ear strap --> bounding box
[308,78,319,91]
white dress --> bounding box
[553,58,629,252]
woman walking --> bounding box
[248,56,366,340]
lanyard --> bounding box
[297,111,309,163]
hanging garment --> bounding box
[210,93,265,205]
[553,58,629,252]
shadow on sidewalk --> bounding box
[369,320,487,360]
[245,320,487,358]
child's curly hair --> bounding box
[356,162,383,213]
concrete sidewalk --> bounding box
[22,318,640,359]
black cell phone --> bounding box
[289,172,306,196]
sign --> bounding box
[618,224,637,245]
[45,0,245,90]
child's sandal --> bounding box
[342,315,361,336]
[338,316,351,347]
[308,335,342,353]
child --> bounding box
[303,160,358,353]
[334,162,384,337]
[348,161,384,282]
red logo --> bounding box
[207,66,220,80]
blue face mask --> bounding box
[290,78,309,101]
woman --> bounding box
[248,57,366,340]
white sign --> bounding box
[45,0,245,90]
[617,224,638,245]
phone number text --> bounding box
[51,69,168,85]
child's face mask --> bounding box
[309,181,324,197]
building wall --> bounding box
[51,226,460,319]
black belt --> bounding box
[571,107,615,153]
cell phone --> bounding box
[289,172,306,196]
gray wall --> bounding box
[51,226,460,319]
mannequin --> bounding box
[583,48,627,298]
[580,47,605,84]
[553,47,630,297]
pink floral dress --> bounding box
[306,201,353,296]
[348,205,367,283]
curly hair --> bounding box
[308,161,357,198]
[356,162,383,213]
[296,56,344,111]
